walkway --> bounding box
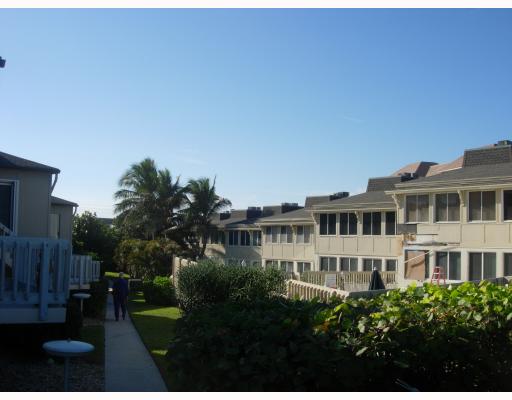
[105,295,167,392]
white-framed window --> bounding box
[436,251,461,280]
[406,194,429,223]
[319,213,336,235]
[265,259,279,269]
[240,230,251,246]
[340,257,358,272]
[385,259,397,272]
[339,212,357,235]
[468,191,496,222]
[435,193,460,222]
[296,225,311,244]
[271,226,279,243]
[320,256,337,271]
[469,252,496,281]
[280,261,294,272]
[504,190,512,221]
[385,211,396,235]
[362,212,381,235]
[252,230,262,246]
[280,226,292,243]
[228,231,239,246]
[363,258,382,271]
[0,180,16,233]
[297,262,311,273]
[265,227,272,243]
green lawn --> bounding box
[81,325,105,365]
[128,292,181,390]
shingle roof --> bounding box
[312,190,395,211]
[366,176,404,192]
[304,195,331,208]
[393,161,512,190]
[257,207,312,224]
[425,156,463,176]
[392,161,438,177]
[463,144,512,167]
[0,151,60,173]
[51,196,78,207]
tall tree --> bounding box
[114,158,187,239]
[186,177,231,258]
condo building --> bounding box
[204,140,512,286]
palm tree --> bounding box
[114,158,188,240]
[186,177,231,258]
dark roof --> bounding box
[258,207,312,224]
[312,190,395,211]
[304,195,330,208]
[0,151,60,173]
[463,144,512,167]
[367,176,404,192]
[51,196,78,207]
[393,161,512,189]
[393,161,438,177]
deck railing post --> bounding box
[39,242,50,321]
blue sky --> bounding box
[1,9,511,217]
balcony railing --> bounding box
[297,271,398,291]
[70,255,101,289]
[0,236,72,323]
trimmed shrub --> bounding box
[143,276,177,306]
[82,279,109,319]
[166,281,512,391]
[129,278,143,292]
[176,260,286,313]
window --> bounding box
[280,261,294,272]
[297,262,311,273]
[240,230,251,246]
[363,212,381,235]
[265,260,279,269]
[296,225,311,244]
[436,252,461,280]
[320,257,337,271]
[504,190,512,221]
[340,257,358,272]
[271,227,279,243]
[252,231,262,246]
[280,226,292,243]
[504,253,512,276]
[406,194,429,223]
[435,193,460,222]
[469,252,496,281]
[265,227,272,243]
[339,212,357,235]
[363,258,382,271]
[385,259,397,272]
[0,182,14,231]
[385,212,396,235]
[469,191,496,221]
[228,231,239,246]
[319,213,336,235]
[218,231,225,244]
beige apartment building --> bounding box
[205,140,512,286]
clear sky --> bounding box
[1,9,511,217]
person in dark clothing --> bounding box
[112,272,129,321]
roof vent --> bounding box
[329,192,349,201]
[281,202,301,214]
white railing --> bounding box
[70,255,101,288]
[287,280,349,302]
[299,271,398,290]
[0,236,72,322]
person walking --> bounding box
[112,272,129,321]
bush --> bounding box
[82,279,109,319]
[176,260,286,313]
[143,276,177,306]
[129,278,143,292]
[166,281,512,391]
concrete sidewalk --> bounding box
[105,295,167,392]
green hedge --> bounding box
[143,276,177,306]
[166,281,512,391]
[176,260,286,313]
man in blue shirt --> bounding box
[112,272,129,321]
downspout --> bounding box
[50,173,59,194]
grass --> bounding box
[129,292,181,390]
[81,324,105,365]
